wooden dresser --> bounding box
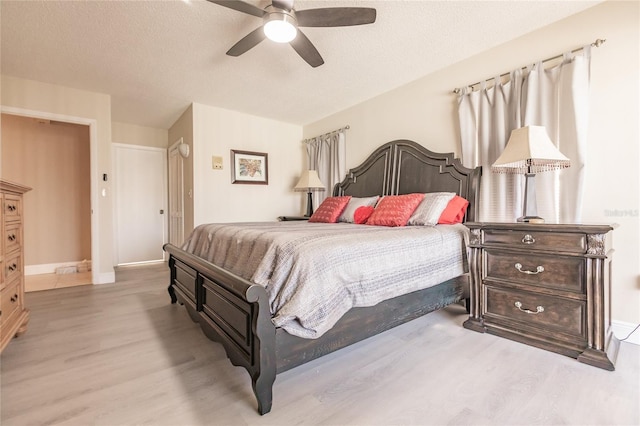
[1,180,31,353]
[463,222,619,370]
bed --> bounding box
[163,139,482,414]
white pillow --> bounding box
[407,192,456,226]
[338,196,380,223]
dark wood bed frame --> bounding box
[163,140,482,414]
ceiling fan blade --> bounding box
[290,30,324,68]
[206,0,265,18]
[296,7,376,27]
[272,0,294,12]
[226,27,266,56]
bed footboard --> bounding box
[163,243,276,415]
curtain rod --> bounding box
[303,125,350,144]
[453,38,606,94]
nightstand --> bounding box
[277,216,309,221]
[463,222,619,370]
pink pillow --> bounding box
[309,196,351,223]
[438,195,469,224]
[353,206,375,224]
[366,193,425,227]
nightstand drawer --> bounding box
[483,229,586,253]
[485,249,585,293]
[485,286,586,339]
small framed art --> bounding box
[230,150,268,185]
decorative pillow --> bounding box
[353,206,375,224]
[438,195,469,224]
[308,196,351,223]
[365,193,425,227]
[338,196,379,223]
[407,192,456,226]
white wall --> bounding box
[191,103,304,225]
[304,1,640,327]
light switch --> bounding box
[212,156,223,170]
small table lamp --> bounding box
[492,126,570,223]
[294,170,325,217]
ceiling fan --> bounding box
[207,0,377,67]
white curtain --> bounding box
[305,130,347,209]
[458,46,591,222]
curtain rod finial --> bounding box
[594,38,606,47]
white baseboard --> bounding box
[26,261,89,276]
[92,271,115,285]
[612,320,640,346]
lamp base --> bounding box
[517,215,545,223]
[304,192,314,217]
[519,173,544,223]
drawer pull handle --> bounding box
[515,301,544,315]
[7,204,16,212]
[515,263,544,275]
[10,294,18,303]
[8,263,17,272]
[8,234,16,242]
[521,234,535,244]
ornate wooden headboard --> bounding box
[333,139,482,222]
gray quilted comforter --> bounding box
[182,222,469,339]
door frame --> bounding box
[112,143,168,265]
[1,105,107,284]
[168,138,185,246]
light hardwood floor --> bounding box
[25,271,93,292]
[1,263,638,425]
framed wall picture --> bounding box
[230,150,268,185]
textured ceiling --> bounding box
[1,0,600,129]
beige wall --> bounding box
[112,121,168,149]
[1,114,91,266]
[191,103,304,225]
[304,1,640,325]
[1,75,115,283]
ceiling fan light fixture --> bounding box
[263,11,297,43]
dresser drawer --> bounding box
[3,194,23,222]
[485,249,585,293]
[483,229,586,253]
[4,222,22,254]
[4,252,22,284]
[484,285,586,340]
[0,281,22,330]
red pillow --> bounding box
[309,196,351,223]
[353,205,375,224]
[438,195,469,224]
[366,193,425,227]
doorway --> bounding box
[1,106,107,285]
[1,113,94,291]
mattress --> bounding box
[182,221,469,338]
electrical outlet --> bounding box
[212,156,223,170]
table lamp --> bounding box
[294,170,325,216]
[492,126,571,223]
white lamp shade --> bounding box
[492,126,570,174]
[294,170,325,191]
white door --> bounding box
[113,144,167,265]
[168,139,185,246]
